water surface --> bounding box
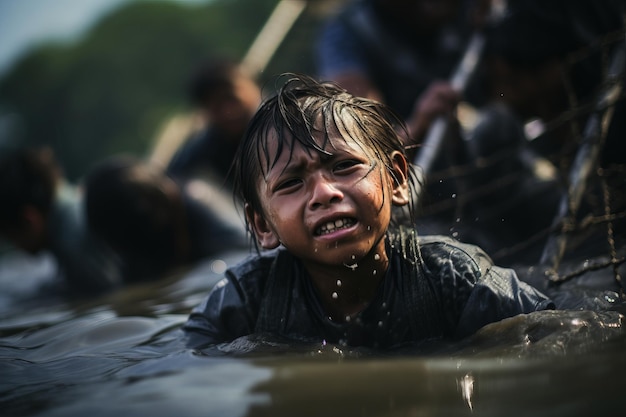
[2,250,625,417]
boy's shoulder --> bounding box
[416,234,494,279]
[390,227,492,262]
[386,228,495,338]
[388,227,494,286]
[418,232,491,254]
[226,248,284,284]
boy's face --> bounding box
[247,127,409,270]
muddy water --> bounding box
[1,250,625,417]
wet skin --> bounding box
[248,130,409,321]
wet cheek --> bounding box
[269,201,299,224]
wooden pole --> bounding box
[240,0,307,78]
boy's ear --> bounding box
[390,151,410,206]
[245,203,281,249]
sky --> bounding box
[0,0,212,77]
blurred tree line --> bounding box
[0,0,341,180]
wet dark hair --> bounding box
[231,73,417,238]
[0,147,60,233]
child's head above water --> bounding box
[183,78,555,346]
[232,73,415,269]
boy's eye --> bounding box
[275,178,302,191]
[334,159,361,172]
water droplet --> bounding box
[455,217,461,223]
[378,321,383,327]
[452,231,459,238]
[210,259,227,274]
[451,193,457,199]
[336,279,342,287]
[373,269,377,275]
[351,255,356,260]
[332,292,338,299]
[367,225,371,231]
[344,263,358,271]
[374,253,381,261]
[345,315,351,322]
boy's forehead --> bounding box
[260,127,361,172]
[273,122,362,149]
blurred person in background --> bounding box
[84,155,248,283]
[0,146,122,298]
[315,0,489,149]
[165,58,262,189]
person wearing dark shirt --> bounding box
[183,74,553,349]
[315,0,492,146]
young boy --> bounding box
[183,74,553,349]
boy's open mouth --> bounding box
[316,218,356,236]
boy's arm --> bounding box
[183,261,267,348]
[454,264,555,339]
[418,236,554,340]
[183,276,253,348]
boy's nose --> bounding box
[308,175,343,209]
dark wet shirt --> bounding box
[184,230,553,349]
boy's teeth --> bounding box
[318,218,354,235]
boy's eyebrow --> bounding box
[278,160,304,176]
[269,156,306,180]
[272,150,333,178]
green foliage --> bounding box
[0,0,323,181]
